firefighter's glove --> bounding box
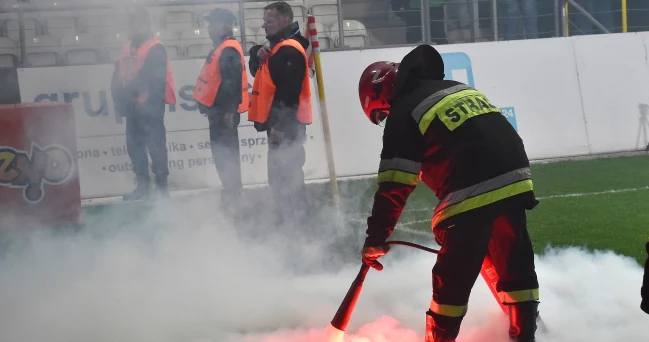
[362,244,391,271]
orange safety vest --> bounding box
[120,36,176,105]
[248,39,312,125]
[193,38,249,113]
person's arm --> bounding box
[267,44,306,128]
[248,45,263,77]
[110,61,122,101]
[124,44,168,107]
[143,44,168,105]
[364,112,425,247]
[214,46,243,112]
[642,241,649,314]
[110,61,129,117]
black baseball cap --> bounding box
[204,8,236,26]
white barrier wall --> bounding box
[16,32,649,199]
[17,59,330,198]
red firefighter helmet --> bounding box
[358,61,399,125]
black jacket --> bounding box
[642,241,649,314]
[248,22,310,136]
[111,41,168,117]
[364,46,537,247]
[198,37,243,116]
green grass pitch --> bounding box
[78,153,649,265]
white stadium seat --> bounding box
[81,11,124,40]
[0,37,18,67]
[195,4,240,28]
[26,35,60,67]
[155,29,181,60]
[102,32,128,63]
[341,19,369,48]
[0,54,15,67]
[256,26,267,45]
[312,21,334,50]
[0,36,18,55]
[248,26,264,45]
[243,3,265,31]
[48,27,77,39]
[232,26,257,52]
[180,28,212,59]
[242,26,258,47]
[45,16,76,31]
[164,10,198,35]
[59,33,101,65]
[5,17,39,41]
[309,3,339,28]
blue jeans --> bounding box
[502,0,539,40]
[576,0,613,35]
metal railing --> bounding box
[0,0,648,68]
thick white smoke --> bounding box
[0,194,646,342]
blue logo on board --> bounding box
[440,52,518,131]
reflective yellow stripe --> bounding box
[498,288,540,303]
[437,168,531,210]
[417,89,499,134]
[429,300,468,318]
[377,170,419,186]
[378,158,422,174]
[411,84,471,123]
[432,179,533,227]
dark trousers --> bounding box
[207,112,243,211]
[125,111,169,181]
[431,206,539,315]
[403,7,448,45]
[267,126,310,228]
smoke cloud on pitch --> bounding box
[0,193,646,342]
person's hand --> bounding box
[269,127,285,144]
[257,46,271,62]
[224,112,237,128]
[362,244,391,271]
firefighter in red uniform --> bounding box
[193,8,248,216]
[358,45,540,342]
[111,7,176,200]
[642,241,648,314]
[248,1,312,227]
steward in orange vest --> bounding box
[194,37,248,114]
[110,7,175,201]
[193,8,248,215]
[119,35,176,106]
[248,1,312,227]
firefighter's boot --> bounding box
[123,176,150,201]
[155,175,169,198]
[506,301,539,342]
[425,310,461,342]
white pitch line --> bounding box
[534,186,649,200]
[348,217,432,236]
[349,186,649,233]
[397,221,433,237]
[359,186,649,216]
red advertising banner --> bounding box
[0,103,80,227]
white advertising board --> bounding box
[17,58,329,198]
[17,32,649,199]
[318,37,590,177]
[574,32,649,154]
